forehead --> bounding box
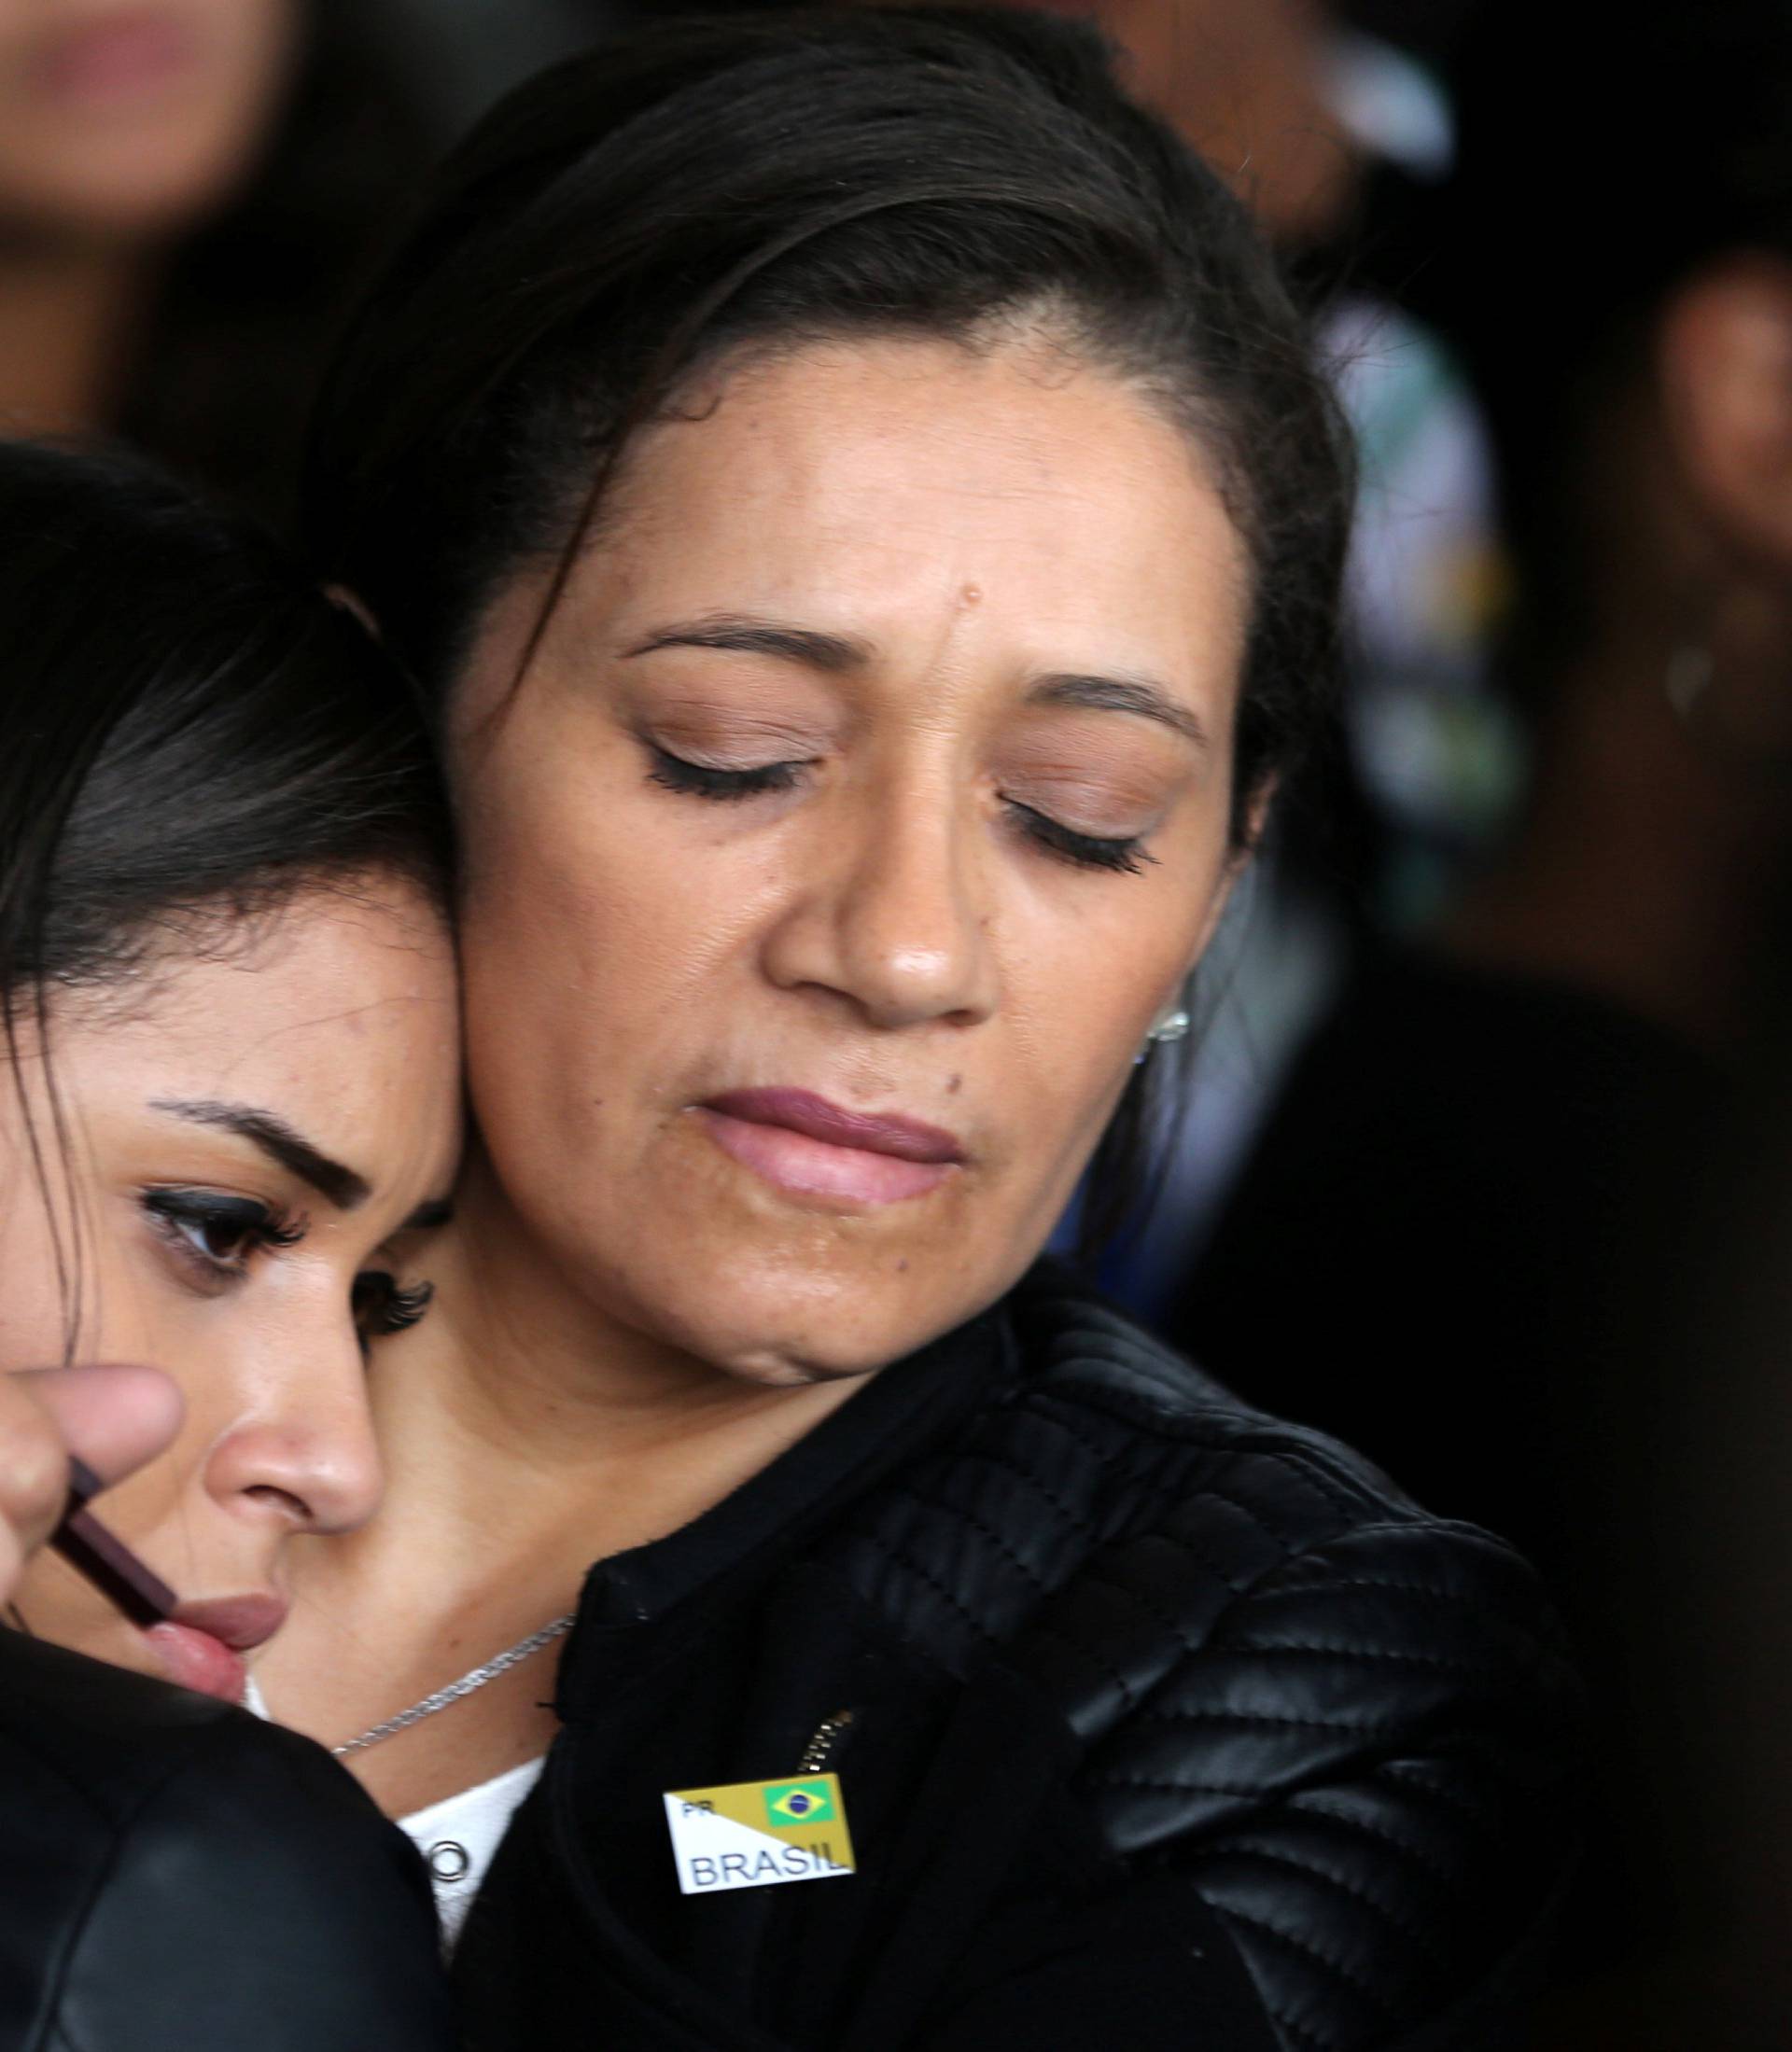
[50,885,458,1163]
[581,335,1250,683]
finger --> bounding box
[0,1370,184,1606]
[16,1364,184,1494]
[0,1380,80,1571]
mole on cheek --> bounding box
[946,1074,963,1096]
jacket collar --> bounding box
[566,1291,1020,1643]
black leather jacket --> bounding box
[0,1630,455,2051]
[455,1264,1582,2050]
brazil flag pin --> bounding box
[663,1773,855,1895]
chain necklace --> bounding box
[330,1612,576,1759]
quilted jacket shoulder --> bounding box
[832,1266,1583,2052]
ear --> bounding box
[1659,257,1792,572]
[1234,775,1279,863]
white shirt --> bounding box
[241,1676,545,1951]
[396,1755,546,1948]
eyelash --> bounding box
[647,746,804,803]
[352,1272,436,1343]
[645,745,1156,876]
[1001,801,1156,877]
[142,1187,305,1285]
[141,1188,436,1347]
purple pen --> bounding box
[50,1455,179,1630]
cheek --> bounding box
[987,928,1170,1242]
[0,1124,228,1417]
[0,1127,130,1369]
[456,733,756,1110]
[0,1196,72,1371]
[459,802,637,1185]
[0,1196,165,1386]
[1002,833,1230,1082]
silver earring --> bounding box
[1135,1006,1191,1065]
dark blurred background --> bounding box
[4,3,1786,2044]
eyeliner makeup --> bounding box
[50,1455,177,1628]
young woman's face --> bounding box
[450,336,1251,1383]
[2,876,459,1698]
[0,0,297,240]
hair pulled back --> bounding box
[302,7,1353,1252]
[304,6,1352,841]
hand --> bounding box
[0,1365,183,1609]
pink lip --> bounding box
[32,13,200,110]
[698,1087,964,1206]
[143,1595,287,1705]
[171,1594,288,1653]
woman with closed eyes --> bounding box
[264,9,1571,2046]
[193,15,1588,2046]
[0,439,459,2049]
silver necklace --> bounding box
[330,1612,576,1759]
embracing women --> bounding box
[0,12,1578,2050]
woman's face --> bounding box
[451,336,1251,1383]
[2,876,459,1698]
[0,0,297,240]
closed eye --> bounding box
[1002,799,1156,875]
[645,743,807,803]
[646,739,1155,872]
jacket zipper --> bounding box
[796,1708,857,1776]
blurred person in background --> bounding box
[0,0,433,524]
[1170,0,1792,2022]
[1179,0,1792,1592]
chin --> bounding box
[36,133,262,238]
[652,1236,1028,1389]
[665,1279,904,1387]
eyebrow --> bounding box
[624,615,1210,750]
[149,1099,371,1211]
[1026,673,1211,751]
[623,616,870,675]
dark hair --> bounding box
[0,440,452,1332]
[303,5,1353,1250]
[116,0,439,532]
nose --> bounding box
[763,775,999,1029]
[202,1319,383,1538]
